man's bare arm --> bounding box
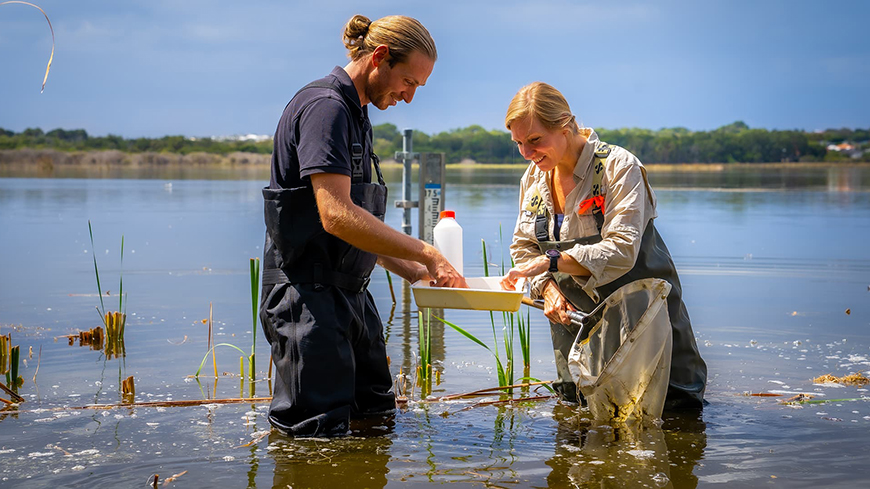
[377,256,431,284]
[311,172,466,288]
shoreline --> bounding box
[2,149,868,173]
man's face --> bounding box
[367,50,434,111]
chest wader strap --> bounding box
[590,142,609,233]
[351,143,364,182]
[262,264,370,293]
[535,210,550,242]
[534,141,611,242]
[293,81,368,185]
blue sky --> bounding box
[1,0,868,138]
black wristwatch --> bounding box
[545,249,560,273]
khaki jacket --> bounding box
[509,129,658,302]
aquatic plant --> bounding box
[386,269,396,303]
[195,303,247,378]
[417,309,433,397]
[249,257,259,381]
[434,313,510,388]
[435,234,538,390]
[87,221,127,358]
[0,334,22,390]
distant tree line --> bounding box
[0,127,273,155]
[2,122,868,164]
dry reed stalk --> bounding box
[162,470,188,484]
[445,395,555,415]
[3,397,273,415]
[430,381,552,402]
[0,1,55,92]
[32,345,41,382]
[121,375,135,400]
[210,303,217,379]
[0,334,8,376]
[0,381,24,403]
[473,395,554,407]
[237,432,270,448]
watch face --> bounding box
[546,249,559,258]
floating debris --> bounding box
[104,311,126,359]
[781,393,815,404]
[813,372,869,387]
[121,376,135,402]
[845,309,851,315]
[62,326,104,350]
[162,470,188,485]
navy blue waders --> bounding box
[260,81,395,437]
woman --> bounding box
[500,82,707,409]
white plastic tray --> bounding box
[411,276,525,312]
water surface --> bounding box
[1,165,869,487]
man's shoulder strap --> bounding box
[291,81,365,183]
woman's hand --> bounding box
[500,255,550,290]
[542,279,578,325]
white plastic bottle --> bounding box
[433,210,463,276]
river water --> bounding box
[1,164,869,488]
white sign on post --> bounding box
[421,183,442,245]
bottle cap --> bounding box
[440,210,455,219]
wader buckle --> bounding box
[358,276,371,294]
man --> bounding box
[260,14,465,437]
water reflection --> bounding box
[546,405,706,488]
[4,163,869,191]
[267,417,394,489]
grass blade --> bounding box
[250,257,259,379]
[481,239,489,277]
[434,314,508,387]
[434,314,491,352]
[194,343,249,377]
[88,221,106,320]
[119,235,124,312]
[385,269,396,303]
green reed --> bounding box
[436,234,534,389]
[88,221,127,357]
[417,309,433,396]
[194,258,260,387]
[1,334,22,390]
[249,257,259,381]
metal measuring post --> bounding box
[418,152,446,244]
[394,128,419,236]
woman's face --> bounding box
[509,116,570,172]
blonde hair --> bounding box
[505,82,583,135]
[342,14,437,66]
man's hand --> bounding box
[423,244,467,288]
